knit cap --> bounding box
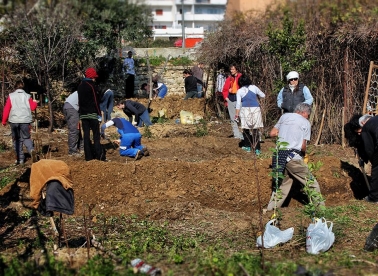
[85,68,98,79]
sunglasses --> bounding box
[289,78,298,81]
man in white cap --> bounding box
[277,71,313,113]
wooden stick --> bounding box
[41,192,59,236]
[314,109,326,146]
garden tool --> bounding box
[355,149,371,190]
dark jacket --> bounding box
[184,75,197,93]
[281,84,305,113]
[77,78,102,118]
[122,100,147,123]
[361,116,378,166]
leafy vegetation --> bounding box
[169,56,192,66]
[195,119,208,137]
[1,204,376,275]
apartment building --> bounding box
[139,0,227,39]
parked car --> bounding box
[174,38,203,48]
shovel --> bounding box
[355,149,371,190]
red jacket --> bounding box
[222,73,242,106]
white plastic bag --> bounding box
[256,219,294,248]
[306,217,335,254]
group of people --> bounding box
[5,61,376,210]
[63,67,151,161]
[182,62,206,99]
[214,65,321,209]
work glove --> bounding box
[358,159,365,168]
[234,115,239,123]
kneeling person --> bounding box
[101,115,149,160]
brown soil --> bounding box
[0,95,376,274]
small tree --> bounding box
[266,8,315,90]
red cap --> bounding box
[85,68,98,79]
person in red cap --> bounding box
[77,68,106,161]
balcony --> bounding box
[175,0,227,4]
[176,13,224,21]
[153,27,204,38]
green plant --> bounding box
[169,56,192,66]
[151,116,169,124]
[268,139,289,219]
[143,125,153,138]
[302,176,326,218]
[0,139,7,152]
[0,176,10,190]
[195,119,208,137]
[139,55,166,66]
[308,160,324,173]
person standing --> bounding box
[277,71,313,113]
[2,80,38,164]
[63,91,83,156]
[115,99,153,127]
[123,51,135,99]
[100,89,114,122]
[101,116,149,160]
[191,62,204,98]
[222,64,243,139]
[235,75,265,155]
[266,103,324,210]
[183,69,198,100]
[77,67,106,161]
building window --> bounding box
[155,25,167,29]
[156,9,163,15]
[196,0,210,3]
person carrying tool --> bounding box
[266,103,325,210]
[2,80,38,164]
[345,114,378,203]
[100,114,149,160]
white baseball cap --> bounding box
[286,71,299,81]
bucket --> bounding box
[180,110,194,124]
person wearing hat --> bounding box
[277,71,313,113]
[123,50,135,99]
[77,67,106,161]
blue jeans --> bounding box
[197,84,203,98]
[100,90,114,122]
[157,84,168,98]
[137,110,153,127]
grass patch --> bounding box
[1,204,376,275]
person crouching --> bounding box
[101,114,149,160]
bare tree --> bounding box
[5,1,82,132]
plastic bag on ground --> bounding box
[256,219,294,248]
[306,217,335,254]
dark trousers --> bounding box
[242,129,260,150]
[370,164,378,201]
[81,119,104,161]
[10,123,34,162]
[125,74,135,99]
